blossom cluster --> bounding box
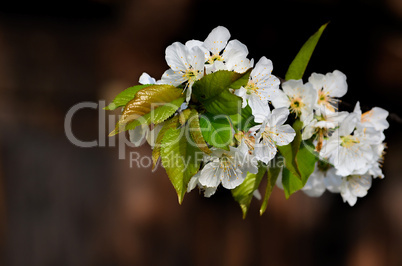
[106,25,389,215]
[301,100,388,205]
[136,26,296,197]
[268,68,389,206]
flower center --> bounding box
[260,126,277,149]
[244,135,255,154]
[219,153,237,177]
[340,135,360,148]
[317,90,337,112]
[183,68,200,82]
[208,54,224,64]
[289,97,305,117]
[245,81,259,95]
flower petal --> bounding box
[203,26,230,54]
[198,162,221,188]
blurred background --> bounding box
[0,0,402,265]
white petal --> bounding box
[325,70,347,98]
[198,162,221,188]
[273,124,296,146]
[204,187,217,197]
[185,86,192,103]
[302,123,316,140]
[323,168,343,193]
[341,183,357,206]
[270,90,290,109]
[221,166,245,189]
[203,26,230,54]
[187,172,200,192]
[235,87,249,108]
[281,79,304,97]
[308,72,325,91]
[165,42,189,71]
[302,170,326,197]
[139,72,156,84]
[275,168,284,189]
[270,107,290,126]
[320,135,340,158]
[338,113,359,136]
[248,56,279,93]
[353,101,362,116]
[222,39,249,65]
[248,94,270,121]
[188,46,206,72]
[185,39,203,49]
[348,175,372,197]
[253,189,262,200]
[254,138,276,164]
[361,107,389,131]
[159,69,186,86]
[302,82,319,107]
[231,57,254,73]
[369,163,384,179]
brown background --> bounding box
[0,0,402,265]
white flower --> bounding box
[340,174,372,206]
[302,163,343,197]
[301,166,326,197]
[198,26,253,74]
[301,161,373,207]
[349,102,388,178]
[323,167,343,193]
[319,113,377,176]
[235,57,280,119]
[250,107,296,164]
[353,102,389,142]
[366,143,386,179]
[308,70,348,114]
[272,79,317,122]
[159,42,205,102]
[187,171,218,197]
[302,111,349,141]
[238,138,259,175]
[195,146,257,192]
[139,72,156,84]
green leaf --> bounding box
[199,113,233,150]
[285,22,328,81]
[277,120,304,179]
[230,68,252,90]
[191,70,246,115]
[232,165,267,219]
[202,89,242,115]
[110,84,185,136]
[104,84,152,110]
[179,109,192,126]
[161,127,202,204]
[192,70,248,101]
[296,140,318,184]
[281,167,303,199]
[282,140,318,198]
[152,115,180,169]
[260,161,282,215]
[187,109,212,155]
[229,104,256,132]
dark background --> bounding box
[0,0,402,265]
